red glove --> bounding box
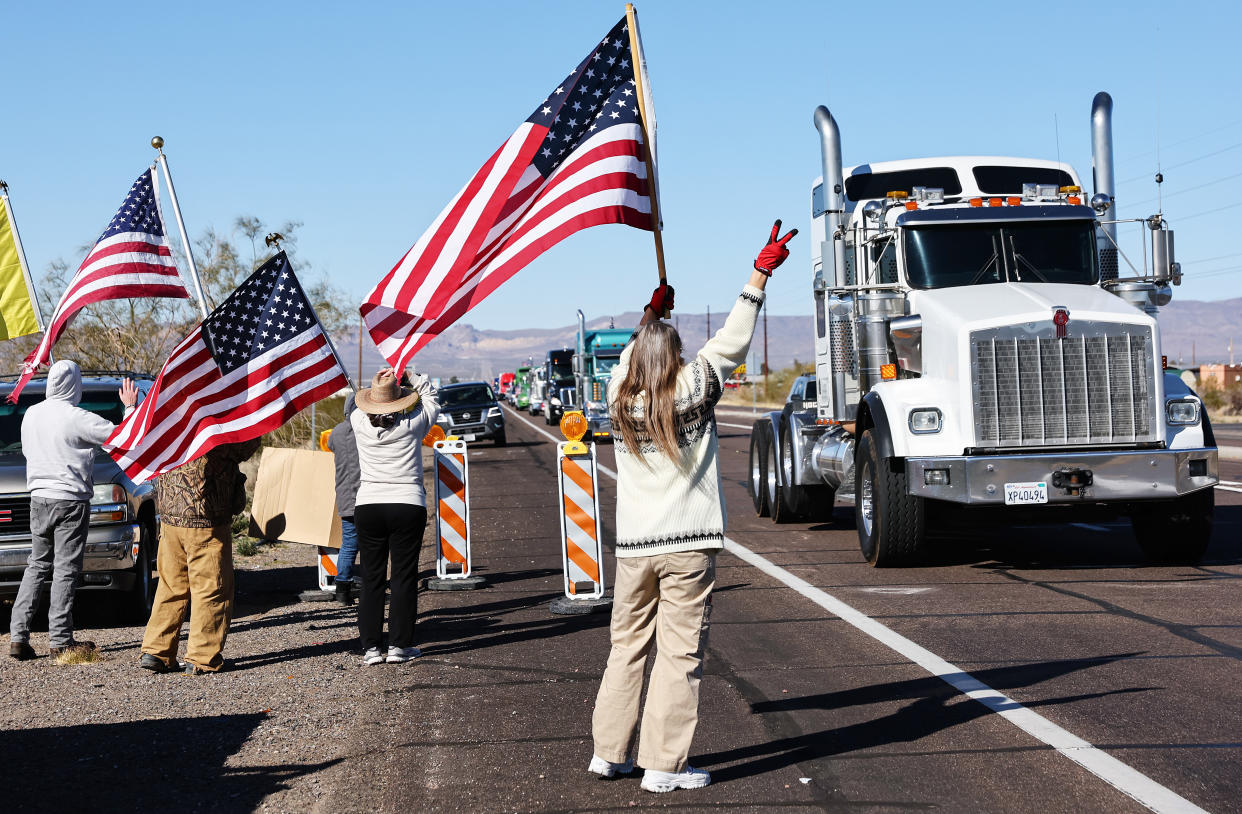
[754,219,798,275]
[645,283,675,315]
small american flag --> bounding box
[105,251,347,484]
[362,15,656,372]
[9,167,190,401]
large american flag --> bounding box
[9,168,190,401]
[105,251,348,484]
[362,16,656,372]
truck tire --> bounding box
[749,427,770,516]
[772,423,814,522]
[1130,488,1213,564]
[856,428,926,566]
[124,519,158,622]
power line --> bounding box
[1117,141,1242,186]
[1172,200,1242,222]
[1117,116,1242,164]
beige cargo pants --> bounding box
[141,523,234,671]
[592,550,715,773]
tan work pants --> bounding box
[592,550,716,772]
[141,524,234,671]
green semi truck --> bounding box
[574,311,631,441]
[514,365,532,410]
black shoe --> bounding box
[139,653,174,673]
[9,641,36,661]
[49,640,96,658]
[335,580,355,605]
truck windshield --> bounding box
[0,393,129,453]
[595,357,620,375]
[440,385,494,407]
[904,220,1098,289]
[549,361,573,381]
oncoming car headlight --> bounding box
[1165,398,1200,426]
[908,408,942,435]
[487,406,502,418]
[90,483,127,525]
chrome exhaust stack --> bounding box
[813,105,852,420]
[1091,92,1119,281]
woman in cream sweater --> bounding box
[589,221,797,793]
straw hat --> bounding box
[354,369,421,415]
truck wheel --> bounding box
[1130,489,1213,564]
[773,423,814,522]
[856,428,926,566]
[749,427,770,516]
[125,520,158,622]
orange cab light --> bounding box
[1162,355,1168,370]
[1059,185,1082,194]
[988,198,1003,207]
[904,201,918,210]
[969,197,983,207]
[1006,196,1022,206]
[880,363,897,381]
[886,190,909,199]
[1067,196,1081,205]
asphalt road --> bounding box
[322,405,1241,812]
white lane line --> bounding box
[1071,523,1114,532]
[502,405,1208,814]
[718,421,755,430]
[1217,485,1242,494]
[1220,480,1242,487]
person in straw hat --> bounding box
[350,367,439,665]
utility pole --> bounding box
[706,305,711,340]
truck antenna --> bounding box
[1054,112,1062,168]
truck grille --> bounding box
[0,496,32,536]
[971,323,1157,447]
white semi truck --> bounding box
[747,92,1219,566]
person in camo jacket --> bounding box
[138,438,261,675]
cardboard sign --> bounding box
[249,447,342,549]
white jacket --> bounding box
[609,284,764,557]
[351,375,440,507]
[22,361,132,502]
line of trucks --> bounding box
[498,319,631,440]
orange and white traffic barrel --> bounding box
[316,546,338,591]
[551,411,610,613]
[429,437,485,590]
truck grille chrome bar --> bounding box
[971,324,1156,447]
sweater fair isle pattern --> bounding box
[609,284,764,558]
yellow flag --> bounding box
[0,197,41,341]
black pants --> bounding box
[354,503,427,650]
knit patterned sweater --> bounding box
[609,284,764,558]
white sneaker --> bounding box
[363,647,385,666]
[385,645,422,663]
[587,754,634,778]
[641,766,711,793]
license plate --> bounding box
[1004,481,1048,505]
[462,433,477,442]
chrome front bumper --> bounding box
[906,447,1219,504]
[586,413,612,438]
[0,523,141,579]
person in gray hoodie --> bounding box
[327,394,361,605]
[8,361,137,660]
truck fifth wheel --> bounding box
[747,91,1220,566]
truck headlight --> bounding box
[90,483,128,525]
[487,406,502,418]
[908,408,942,434]
[550,397,561,406]
[1165,398,1200,426]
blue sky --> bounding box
[3,0,1239,333]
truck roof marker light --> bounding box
[988,197,1003,207]
[1162,355,1168,370]
[1006,196,1022,206]
[886,190,909,199]
[904,201,918,210]
[1059,185,1082,194]
[880,363,897,381]
[1067,196,1081,205]
[969,197,984,207]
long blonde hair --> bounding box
[613,321,683,464]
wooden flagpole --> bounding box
[624,3,669,317]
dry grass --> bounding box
[54,647,101,666]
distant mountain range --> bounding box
[334,296,1242,383]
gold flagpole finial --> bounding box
[264,232,285,249]
[151,136,165,152]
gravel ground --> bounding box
[0,541,382,813]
